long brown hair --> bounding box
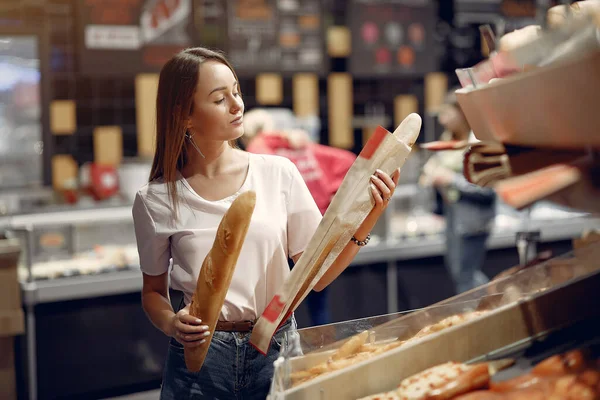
[149,47,239,214]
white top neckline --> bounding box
[132,154,322,321]
[177,152,253,204]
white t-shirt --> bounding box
[132,153,322,321]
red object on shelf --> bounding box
[62,189,79,204]
[88,164,119,201]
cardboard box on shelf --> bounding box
[0,268,19,312]
[0,239,23,400]
[0,239,21,313]
[0,310,24,337]
[0,336,17,400]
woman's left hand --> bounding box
[370,168,401,212]
[313,167,401,291]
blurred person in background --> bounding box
[420,89,496,294]
[240,108,357,326]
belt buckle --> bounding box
[238,320,253,332]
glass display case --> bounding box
[269,242,600,399]
[0,203,139,282]
[0,204,166,400]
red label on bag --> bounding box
[262,295,285,323]
[359,126,389,160]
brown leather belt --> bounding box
[215,320,255,332]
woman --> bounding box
[132,47,399,400]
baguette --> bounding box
[184,190,257,372]
[331,330,370,361]
[498,25,542,52]
[285,235,339,318]
[547,1,600,27]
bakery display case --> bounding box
[269,242,600,399]
[0,203,138,282]
[266,4,600,399]
[2,193,596,400]
[0,204,161,400]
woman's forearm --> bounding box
[312,168,399,291]
[142,290,177,337]
[313,210,378,292]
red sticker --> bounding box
[359,126,389,160]
[262,295,285,323]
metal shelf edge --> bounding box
[22,269,141,306]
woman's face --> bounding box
[187,60,245,142]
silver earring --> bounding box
[185,132,206,159]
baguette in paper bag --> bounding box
[185,190,256,372]
[250,114,422,354]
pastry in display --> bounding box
[22,244,140,280]
[487,350,598,399]
[407,312,487,342]
[358,391,402,400]
[290,330,373,386]
[396,362,490,400]
[290,311,488,387]
[361,349,600,400]
[573,229,600,250]
[184,191,256,372]
[290,334,406,387]
[358,361,490,400]
[332,330,370,361]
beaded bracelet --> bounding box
[350,233,371,247]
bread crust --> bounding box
[184,190,257,372]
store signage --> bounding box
[77,0,194,75]
[76,0,325,76]
[225,0,326,76]
[349,0,437,77]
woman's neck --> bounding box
[182,141,236,179]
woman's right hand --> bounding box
[170,305,210,348]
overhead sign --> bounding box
[77,0,194,75]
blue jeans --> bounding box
[445,232,490,294]
[160,317,297,400]
[305,287,331,326]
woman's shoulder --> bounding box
[248,152,296,173]
[133,177,173,214]
[137,177,169,198]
